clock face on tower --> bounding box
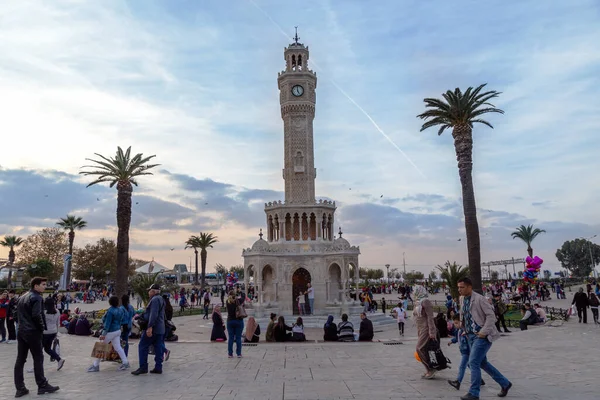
[291,85,304,97]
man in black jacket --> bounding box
[14,277,59,398]
[358,312,374,341]
[572,288,589,323]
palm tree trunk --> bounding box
[453,125,482,294]
[7,248,15,288]
[200,249,207,288]
[527,246,533,258]
[194,250,199,285]
[115,182,132,298]
[66,230,75,287]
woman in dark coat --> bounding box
[211,304,227,342]
[273,316,292,342]
[323,315,338,341]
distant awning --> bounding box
[135,260,171,274]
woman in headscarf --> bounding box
[211,304,227,342]
[244,316,261,343]
[323,315,338,341]
[413,284,438,379]
[265,313,277,342]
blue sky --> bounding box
[1,0,599,275]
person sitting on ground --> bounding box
[273,316,292,342]
[323,315,338,341]
[291,317,306,342]
[74,314,92,336]
[358,312,374,341]
[211,305,227,342]
[533,303,546,323]
[337,313,355,342]
[59,310,70,327]
[519,303,540,331]
[265,313,276,342]
[244,316,261,343]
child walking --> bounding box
[447,315,484,390]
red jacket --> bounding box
[0,299,8,318]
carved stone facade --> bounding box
[242,39,360,316]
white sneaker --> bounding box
[6,340,13,344]
[27,368,34,373]
[118,363,130,371]
[57,359,65,371]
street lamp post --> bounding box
[385,264,390,284]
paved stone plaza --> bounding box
[0,312,597,400]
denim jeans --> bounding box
[121,326,130,356]
[467,334,510,397]
[226,319,244,356]
[138,332,164,372]
[0,317,6,340]
[308,299,314,315]
[42,334,61,362]
[457,351,470,383]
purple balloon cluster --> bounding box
[523,256,543,283]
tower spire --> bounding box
[293,26,300,44]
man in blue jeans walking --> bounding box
[457,277,512,400]
[132,284,165,375]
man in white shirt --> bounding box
[392,303,406,336]
[306,283,314,315]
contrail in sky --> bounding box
[247,0,426,179]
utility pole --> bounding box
[403,252,406,277]
[385,264,390,284]
[512,257,516,278]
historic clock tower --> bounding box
[242,33,361,318]
[277,33,317,204]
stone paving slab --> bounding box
[0,318,597,399]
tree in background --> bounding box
[229,265,244,280]
[130,272,161,307]
[184,236,201,285]
[56,215,87,286]
[511,224,546,257]
[555,238,600,277]
[428,270,438,281]
[18,228,68,276]
[490,270,499,281]
[404,270,425,282]
[25,259,56,281]
[73,238,138,281]
[543,270,552,280]
[215,263,228,285]
[418,84,504,294]
[80,146,159,298]
[437,261,470,300]
[0,235,24,287]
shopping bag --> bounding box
[568,304,576,317]
[52,337,60,357]
[91,342,112,359]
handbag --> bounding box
[235,300,248,319]
[52,337,60,357]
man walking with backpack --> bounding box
[13,277,60,397]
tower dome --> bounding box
[251,230,270,252]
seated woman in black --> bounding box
[323,315,338,341]
[244,316,261,343]
[273,316,292,342]
[210,305,227,341]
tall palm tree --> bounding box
[418,84,504,294]
[80,146,159,298]
[56,215,87,286]
[185,235,201,285]
[437,261,470,300]
[0,235,24,287]
[197,232,218,288]
[511,224,546,257]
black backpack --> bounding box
[425,339,452,371]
